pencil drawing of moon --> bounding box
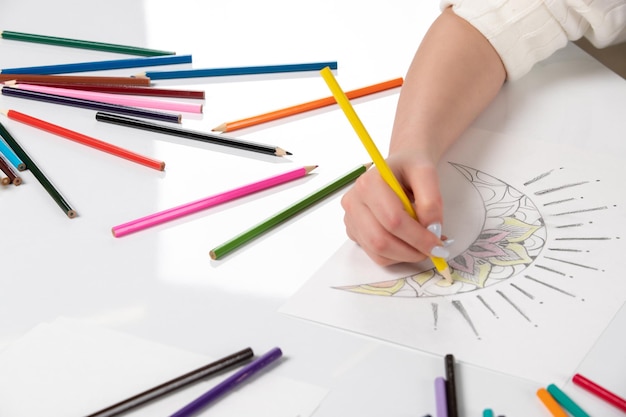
[335,163,548,297]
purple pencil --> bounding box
[1,85,181,124]
[169,347,283,417]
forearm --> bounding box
[389,7,506,160]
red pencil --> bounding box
[573,373,626,412]
[2,109,165,171]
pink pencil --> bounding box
[112,165,318,237]
[7,83,203,114]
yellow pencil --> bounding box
[319,67,452,283]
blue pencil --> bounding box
[0,54,192,75]
[169,347,283,417]
[142,61,338,80]
[0,136,25,171]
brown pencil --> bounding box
[0,74,150,86]
[0,153,21,185]
[213,77,404,133]
[12,82,205,99]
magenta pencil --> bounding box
[10,83,203,114]
[112,165,318,237]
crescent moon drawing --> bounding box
[334,162,548,298]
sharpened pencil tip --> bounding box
[286,151,293,155]
[212,123,226,132]
[440,267,453,284]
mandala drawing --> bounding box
[335,163,547,297]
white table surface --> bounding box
[1,1,624,416]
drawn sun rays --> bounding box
[333,162,619,339]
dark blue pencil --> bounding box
[169,347,283,417]
[2,86,181,124]
[0,54,192,75]
[142,61,338,80]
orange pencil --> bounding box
[2,109,165,171]
[213,77,403,133]
[537,388,568,417]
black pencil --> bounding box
[0,121,76,217]
[84,347,254,417]
[95,112,291,157]
[1,86,181,124]
[445,354,459,417]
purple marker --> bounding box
[170,347,283,417]
[435,376,449,417]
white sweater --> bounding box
[441,0,626,80]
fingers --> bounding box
[341,165,447,265]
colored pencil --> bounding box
[85,347,254,417]
[319,66,453,283]
[573,373,626,412]
[213,77,404,132]
[0,135,25,170]
[434,377,448,417]
[13,82,204,99]
[547,384,590,417]
[0,74,150,86]
[1,54,192,75]
[1,30,176,57]
[482,409,494,417]
[0,121,76,218]
[209,163,371,260]
[2,109,165,171]
[444,354,459,417]
[536,388,568,417]
[0,153,21,185]
[142,61,338,80]
[12,84,203,114]
[112,165,318,237]
[1,86,181,124]
[170,347,283,417]
[95,112,289,157]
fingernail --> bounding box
[427,223,442,239]
[430,246,449,258]
[443,238,455,247]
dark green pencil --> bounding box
[209,163,371,260]
[0,30,175,57]
[0,120,76,218]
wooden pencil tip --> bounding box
[67,210,78,219]
[304,165,319,174]
[440,267,453,284]
[212,123,227,132]
[275,147,291,157]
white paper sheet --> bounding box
[0,317,327,417]
[280,128,626,385]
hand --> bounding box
[340,152,449,266]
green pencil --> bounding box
[210,163,371,260]
[0,120,76,218]
[0,30,175,57]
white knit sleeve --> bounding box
[440,0,626,80]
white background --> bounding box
[0,1,625,416]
